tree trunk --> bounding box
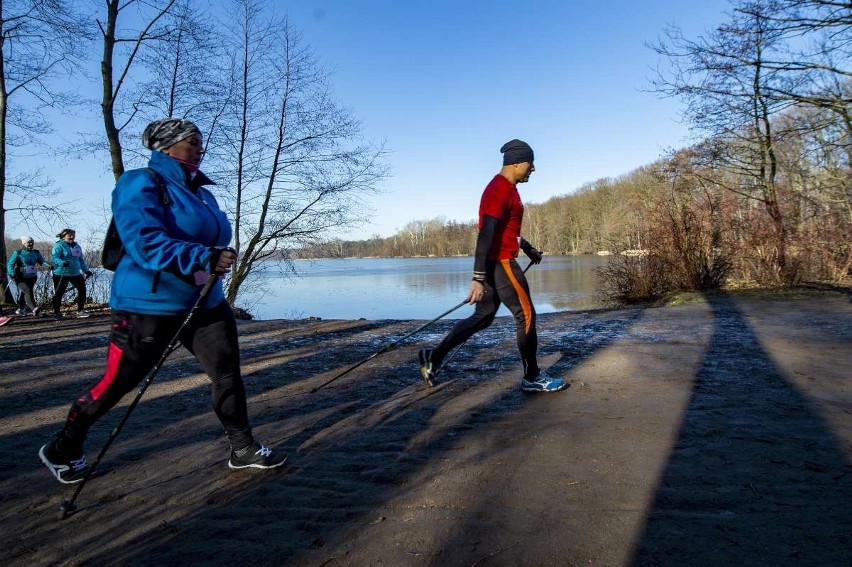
[101,0,125,180]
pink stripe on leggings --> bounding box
[90,343,124,400]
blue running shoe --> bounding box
[521,371,569,393]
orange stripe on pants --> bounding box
[500,259,532,334]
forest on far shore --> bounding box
[295,161,695,261]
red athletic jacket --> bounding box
[479,174,523,260]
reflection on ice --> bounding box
[243,256,608,320]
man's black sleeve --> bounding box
[472,215,499,282]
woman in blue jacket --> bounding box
[39,118,286,484]
[51,228,93,319]
[8,235,47,316]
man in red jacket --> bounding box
[419,139,568,393]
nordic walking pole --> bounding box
[59,275,219,520]
[310,298,470,394]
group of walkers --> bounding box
[0,229,93,327]
[24,117,564,494]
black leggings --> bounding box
[431,258,539,379]
[59,301,254,451]
[52,274,87,313]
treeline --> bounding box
[297,168,665,259]
[298,219,477,258]
[295,165,711,260]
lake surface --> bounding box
[242,255,608,320]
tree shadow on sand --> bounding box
[27,311,644,565]
[631,292,852,565]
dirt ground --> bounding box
[1,288,851,566]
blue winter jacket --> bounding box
[8,248,46,281]
[52,241,89,277]
[109,150,231,315]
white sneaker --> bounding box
[76,310,91,318]
[32,306,42,317]
[418,349,437,386]
[39,442,90,484]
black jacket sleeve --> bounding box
[472,215,499,281]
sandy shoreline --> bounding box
[1,289,850,565]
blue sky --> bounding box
[7,0,733,247]
[275,0,733,240]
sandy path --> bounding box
[1,290,850,566]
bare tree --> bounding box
[212,0,388,303]
[86,0,387,307]
[736,1,851,168]
[649,2,804,282]
[136,3,224,117]
[0,0,89,298]
[97,0,179,180]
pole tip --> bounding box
[59,500,77,520]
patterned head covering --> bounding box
[142,118,202,151]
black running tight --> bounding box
[52,274,87,313]
[431,258,539,379]
[60,301,254,451]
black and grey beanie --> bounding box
[500,139,534,165]
[142,118,201,151]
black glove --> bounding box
[84,270,93,278]
[520,238,542,265]
[207,246,237,275]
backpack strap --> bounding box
[145,167,170,205]
[101,168,171,272]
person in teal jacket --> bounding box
[39,117,286,485]
[8,235,47,316]
[50,228,93,319]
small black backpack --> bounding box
[101,168,169,271]
[10,249,24,280]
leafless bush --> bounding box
[597,250,672,304]
[597,161,735,304]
